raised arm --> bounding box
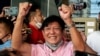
[58,4,85,51]
[12,2,32,50]
[58,4,97,55]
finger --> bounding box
[2,6,10,11]
[27,3,32,11]
[11,16,16,21]
[22,30,27,34]
[58,6,62,13]
[61,4,69,13]
[69,4,74,13]
[23,3,32,14]
[58,6,62,11]
[58,7,64,15]
[21,29,25,32]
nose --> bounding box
[49,28,55,34]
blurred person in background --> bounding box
[0,17,14,50]
[26,3,45,44]
[0,48,20,56]
[86,31,100,56]
[0,6,10,18]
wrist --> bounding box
[65,19,73,24]
[67,22,75,29]
[17,14,25,19]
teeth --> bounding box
[51,36,55,38]
[50,36,56,39]
[49,36,55,38]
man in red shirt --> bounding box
[26,3,45,44]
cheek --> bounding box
[0,34,2,38]
[0,33,5,38]
[56,31,62,36]
[42,31,48,37]
[57,32,63,39]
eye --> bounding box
[54,27,61,31]
[44,27,50,31]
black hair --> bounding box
[25,3,41,24]
[29,3,40,12]
[40,15,65,30]
[0,17,14,34]
[0,49,17,56]
[0,49,10,56]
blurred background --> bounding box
[0,0,100,18]
[0,0,100,35]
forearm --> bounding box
[85,43,97,55]
[12,15,24,50]
[65,19,85,51]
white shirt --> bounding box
[86,31,100,55]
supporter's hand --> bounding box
[3,7,11,16]
[0,10,5,17]
[0,6,10,17]
[58,4,74,21]
[18,2,32,18]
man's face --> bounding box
[42,22,63,45]
[0,23,9,43]
[35,9,44,23]
[0,24,6,38]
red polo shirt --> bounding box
[28,24,45,44]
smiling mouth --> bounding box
[49,36,57,39]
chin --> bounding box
[49,41,58,45]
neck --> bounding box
[29,21,38,29]
[45,40,63,51]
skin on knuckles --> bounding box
[18,2,32,17]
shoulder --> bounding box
[63,41,74,55]
[31,44,44,49]
[88,31,100,36]
[87,31,100,40]
[31,44,44,53]
[64,41,73,49]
